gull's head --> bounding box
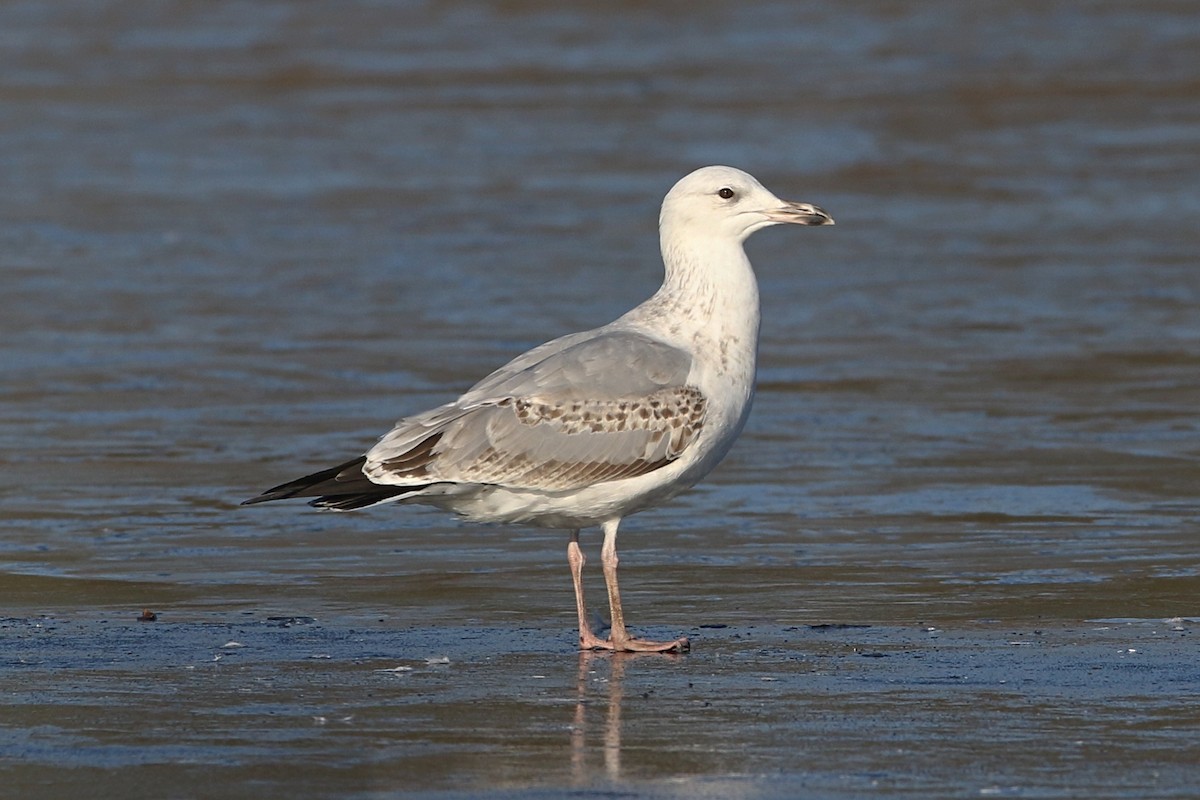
[660,165,833,244]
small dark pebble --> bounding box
[267,616,317,627]
[698,623,728,629]
[809,623,871,630]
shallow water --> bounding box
[2,1,1198,798]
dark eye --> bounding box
[718,187,735,200]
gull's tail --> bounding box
[242,456,428,511]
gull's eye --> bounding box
[717,187,735,200]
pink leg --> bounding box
[598,519,689,653]
[568,530,611,650]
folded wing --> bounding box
[364,331,707,492]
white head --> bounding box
[659,165,833,245]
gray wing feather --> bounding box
[362,331,705,492]
[460,329,692,402]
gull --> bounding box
[243,166,833,652]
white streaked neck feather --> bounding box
[621,225,761,350]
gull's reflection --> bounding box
[570,649,680,784]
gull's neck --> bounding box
[621,226,761,350]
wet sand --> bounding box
[4,605,1196,798]
[2,0,1199,797]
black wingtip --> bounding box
[240,456,370,507]
[306,485,429,511]
[240,456,430,511]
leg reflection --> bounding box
[571,650,677,785]
[572,649,624,783]
[604,652,626,779]
[571,651,589,781]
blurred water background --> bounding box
[2,2,1198,798]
